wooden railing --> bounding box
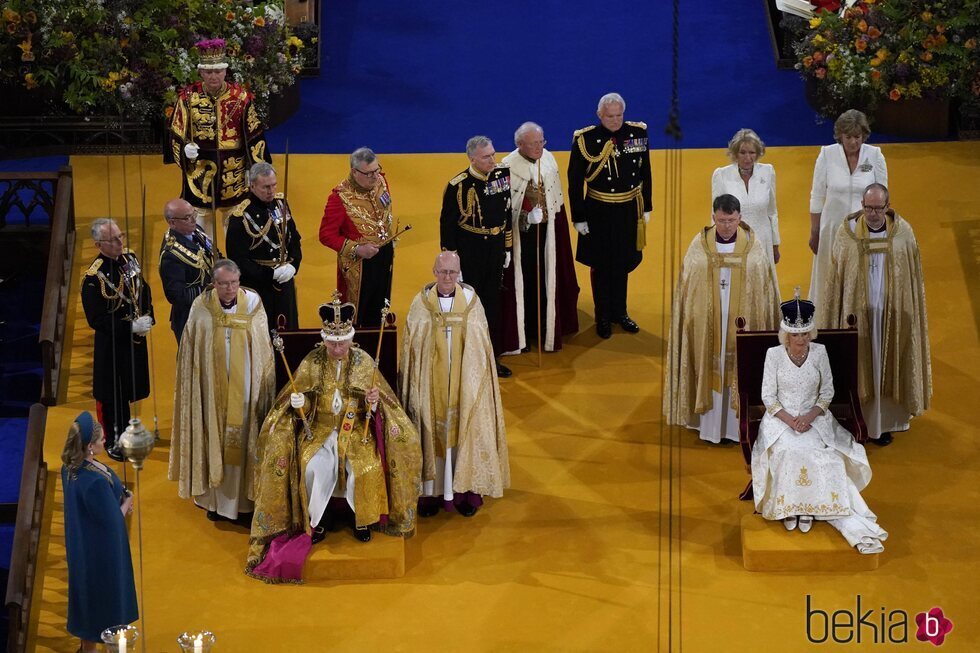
[38,166,75,405]
[4,403,48,653]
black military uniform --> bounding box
[158,225,219,342]
[567,121,652,334]
[81,251,154,450]
[440,165,512,355]
[226,191,302,329]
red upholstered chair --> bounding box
[735,314,866,501]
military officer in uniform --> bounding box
[568,92,652,339]
[440,135,514,378]
[319,147,397,327]
[165,38,272,231]
[226,162,303,329]
[159,197,220,342]
[81,218,155,460]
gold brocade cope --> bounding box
[423,283,468,457]
[704,225,750,392]
[246,345,422,579]
[336,175,395,306]
[207,289,253,466]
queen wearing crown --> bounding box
[246,293,421,583]
[751,292,887,554]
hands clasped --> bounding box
[782,407,821,433]
[131,315,153,335]
[273,263,296,284]
[290,392,306,410]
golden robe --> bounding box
[663,224,780,425]
[819,210,932,415]
[399,283,510,497]
[169,288,275,501]
[246,344,421,574]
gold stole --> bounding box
[706,226,750,392]
[336,395,360,490]
[425,284,468,457]
[208,289,253,466]
[855,213,893,275]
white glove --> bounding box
[273,263,296,284]
[183,143,200,160]
[503,251,511,268]
[290,393,306,410]
[131,315,153,335]
[527,206,544,225]
[643,211,651,225]
[574,222,590,235]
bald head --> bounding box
[433,251,461,294]
[164,198,197,236]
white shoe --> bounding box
[783,516,798,531]
[798,515,814,533]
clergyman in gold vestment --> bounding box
[246,294,421,583]
[663,194,780,444]
[818,183,931,445]
[399,252,510,518]
[169,259,275,521]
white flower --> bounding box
[264,4,284,22]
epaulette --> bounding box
[85,258,103,276]
[274,192,285,200]
[573,125,596,139]
[626,121,648,130]
[449,172,468,186]
[229,199,250,218]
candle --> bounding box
[194,633,203,653]
[119,632,128,653]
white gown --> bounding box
[808,143,887,307]
[751,343,887,553]
[711,162,780,264]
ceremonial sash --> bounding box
[208,289,253,466]
[424,284,468,457]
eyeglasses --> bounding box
[862,204,888,213]
[435,269,460,277]
[169,213,196,223]
[97,233,126,244]
[353,165,383,179]
[526,140,547,147]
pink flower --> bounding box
[915,607,953,646]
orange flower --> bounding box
[920,11,932,22]
[857,20,868,33]
[813,51,825,63]
[803,55,814,68]
[935,24,946,34]
[923,35,935,48]
[24,72,37,89]
[868,26,881,39]
[871,70,881,81]
[855,38,868,52]
[225,11,235,20]
[165,105,174,119]
[815,67,827,79]
[966,38,977,50]
[920,51,933,62]
[24,10,37,24]
[889,88,902,101]
[254,17,265,27]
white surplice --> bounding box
[808,143,887,307]
[711,162,780,264]
[752,343,887,553]
[193,290,260,519]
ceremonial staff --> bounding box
[140,185,161,442]
[376,223,413,248]
[535,159,543,368]
[271,330,313,441]
[361,299,391,440]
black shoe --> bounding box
[206,510,222,522]
[871,432,893,446]
[311,526,327,544]
[418,502,440,518]
[352,526,372,542]
[616,316,640,333]
[596,320,612,339]
[106,447,125,462]
[496,362,512,378]
[235,512,254,528]
[456,502,478,517]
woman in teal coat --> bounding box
[61,412,138,652]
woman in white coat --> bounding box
[711,128,780,265]
[808,109,887,307]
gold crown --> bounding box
[318,291,356,341]
[196,38,229,70]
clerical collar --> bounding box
[867,221,886,233]
[220,298,237,309]
[438,291,456,298]
[716,230,738,244]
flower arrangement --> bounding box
[0,0,310,122]
[794,0,980,121]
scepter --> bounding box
[271,329,313,440]
[361,299,391,439]
[376,223,413,248]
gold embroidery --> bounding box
[187,160,218,203]
[796,466,813,487]
[250,140,266,163]
[220,156,247,201]
[247,104,261,132]
[831,491,839,502]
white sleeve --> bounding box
[873,147,888,188]
[761,348,782,415]
[768,165,780,245]
[815,345,835,411]
[809,147,828,214]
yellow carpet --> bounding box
[28,142,980,652]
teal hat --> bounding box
[76,411,95,446]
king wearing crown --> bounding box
[246,293,421,583]
[166,38,272,218]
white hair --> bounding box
[248,162,276,184]
[466,135,492,158]
[90,217,117,240]
[350,147,376,169]
[597,92,626,113]
[514,122,543,146]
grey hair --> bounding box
[726,128,766,161]
[514,122,543,146]
[778,327,818,345]
[90,217,117,240]
[248,162,276,184]
[864,182,889,204]
[466,135,493,158]
[350,147,376,169]
[597,92,626,113]
[213,258,240,276]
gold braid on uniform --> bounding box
[456,185,485,228]
[576,137,619,182]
